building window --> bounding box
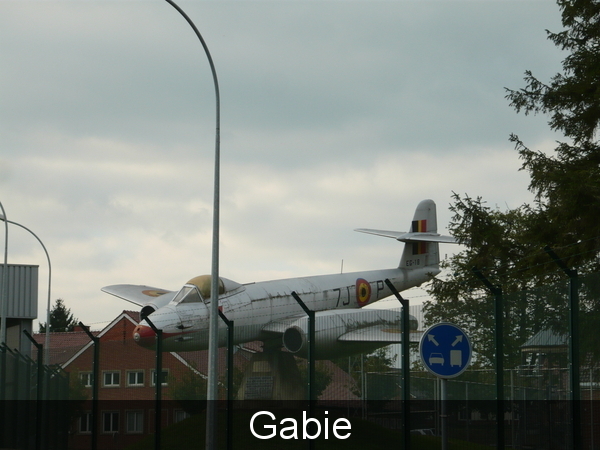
[79,412,92,434]
[102,412,119,433]
[79,372,93,388]
[126,411,144,434]
[127,370,144,387]
[174,410,190,424]
[151,369,169,386]
[103,371,120,387]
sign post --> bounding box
[420,323,472,450]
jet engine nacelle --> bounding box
[130,291,178,321]
[280,308,417,360]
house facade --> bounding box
[33,310,361,449]
[33,311,226,449]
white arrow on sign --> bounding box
[428,334,439,346]
[452,335,463,347]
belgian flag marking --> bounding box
[412,219,428,255]
[412,219,427,232]
[356,278,372,306]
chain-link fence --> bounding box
[2,270,598,449]
[0,343,70,450]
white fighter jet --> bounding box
[102,199,456,359]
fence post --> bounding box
[0,343,6,401]
[143,316,163,450]
[472,267,504,450]
[79,322,99,450]
[22,330,43,450]
[218,310,234,450]
[385,278,411,450]
[544,246,581,450]
[291,291,315,450]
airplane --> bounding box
[101,199,456,360]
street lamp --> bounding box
[163,2,221,449]
[0,217,52,365]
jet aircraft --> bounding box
[102,199,456,359]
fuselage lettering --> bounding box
[333,287,351,307]
[405,259,421,267]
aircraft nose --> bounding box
[133,324,156,348]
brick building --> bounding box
[33,310,360,449]
[33,311,252,449]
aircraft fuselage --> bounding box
[133,265,437,354]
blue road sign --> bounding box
[419,322,472,378]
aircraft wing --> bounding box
[258,308,424,359]
[339,326,423,344]
[101,284,176,307]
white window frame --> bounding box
[174,409,190,424]
[151,369,169,387]
[103,371,120,387]
[126,410,144,434]
[79,412,92,434]
[127,370,145,387]
[102,411,119,434]
[79,372,93,388]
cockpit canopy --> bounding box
[170,275,243,305]
[187,275,225,300]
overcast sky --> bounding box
[1,0,565,330]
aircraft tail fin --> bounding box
[355,199,456,269]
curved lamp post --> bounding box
[163,2,221,449]
[0,217,52,365]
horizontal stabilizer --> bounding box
[355,228,457,244]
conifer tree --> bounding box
[425,0,600,365]
[39,298,78,332]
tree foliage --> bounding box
[298,360,334,399]
[168,368,207,415]
[504,0,600,272]
[425,0,600,367]
[39,298,78,333]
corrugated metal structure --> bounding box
[0,263,39,319]
[0,264,38,356]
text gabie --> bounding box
[250,410,351,440]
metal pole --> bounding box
[0,202,9,347]
[291,292,315,402]
[511,369,515,448]
[291,291,315,450]
[162,3,221,448]
[79,322,99,450]
[472,267,504,450]
[22,330,42,450]
[543,246,581,450]
[144,316,163,450]
[441,378,448,450]
[466,381,470,442]
[590,367,594,450]
[361,354,365,419]
[218,310,234,450]
[2,219,52,366]
[385,278,411,449]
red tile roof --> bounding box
[31,330,99,366]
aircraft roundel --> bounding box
[142,289,169,297]
[356,278,371,305]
